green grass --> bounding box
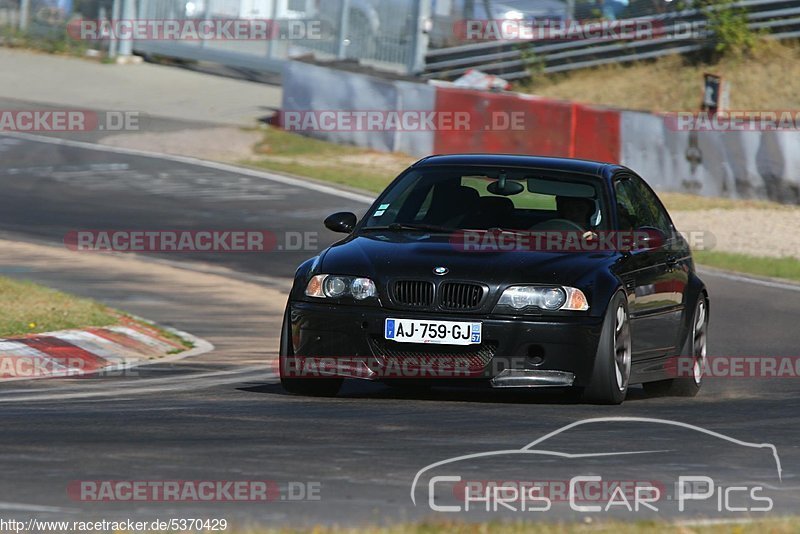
[253,126,358,157]
[693,251,800,283]
[0,25,89,56]
[516,40,800,113]
[0,276,119,337]
[250,160,394,193]
[461,176,557,210]
[243,126,410,193]
[659,192,789,212]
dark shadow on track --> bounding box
[237,380,662,405]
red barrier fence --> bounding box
[432,86,620,163]
[570,104,620,163]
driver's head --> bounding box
[556,196,595,228]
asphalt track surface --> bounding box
[0,129,799,527]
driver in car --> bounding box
[556,196,595,230]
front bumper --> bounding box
[286,301,604,387]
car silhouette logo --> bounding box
[433,266,449,276]
[410,416,784,506]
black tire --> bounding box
[581,292,632,405]
[643,295,708,398]
[279,305,342,397]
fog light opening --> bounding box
[527,345,545,366]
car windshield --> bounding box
[361,165,608,233]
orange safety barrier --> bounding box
[433,86,620,164]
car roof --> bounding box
[412,154,625,180]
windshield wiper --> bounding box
[362,223,454,233]
[483,227,528,235]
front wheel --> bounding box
[581,292,632,405]
[643,296,707,397]
[279,305,342,397]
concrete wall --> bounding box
[282,61,436,157]
[620,111,800,203]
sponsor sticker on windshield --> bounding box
[374,203,391,217]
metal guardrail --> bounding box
[424,0,800,81]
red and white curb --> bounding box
[0,319,213,381]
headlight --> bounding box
[495,286,589,312]
[305,274,377,301]
[323,276,348,298]
[350,277,377,300]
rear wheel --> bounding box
[644,296,707,397]
[279,305,343,397]
[581,292,631,405]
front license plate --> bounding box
[384,318,482,345]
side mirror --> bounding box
[633,226,666,252]
[324,212,358,234]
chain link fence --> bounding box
[0,0,90,54]
[0,0,18,28]
[0,0,72,32]
[0,0,430,74]
[133,0,429,74]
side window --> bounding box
[614,176,672,234]
[614,178,643,231]
[633,178,672,234]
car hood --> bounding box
[317,232,614,287]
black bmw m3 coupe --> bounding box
[280,154,709,404]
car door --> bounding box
[635,177,690,352]
[614,173,686,357]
